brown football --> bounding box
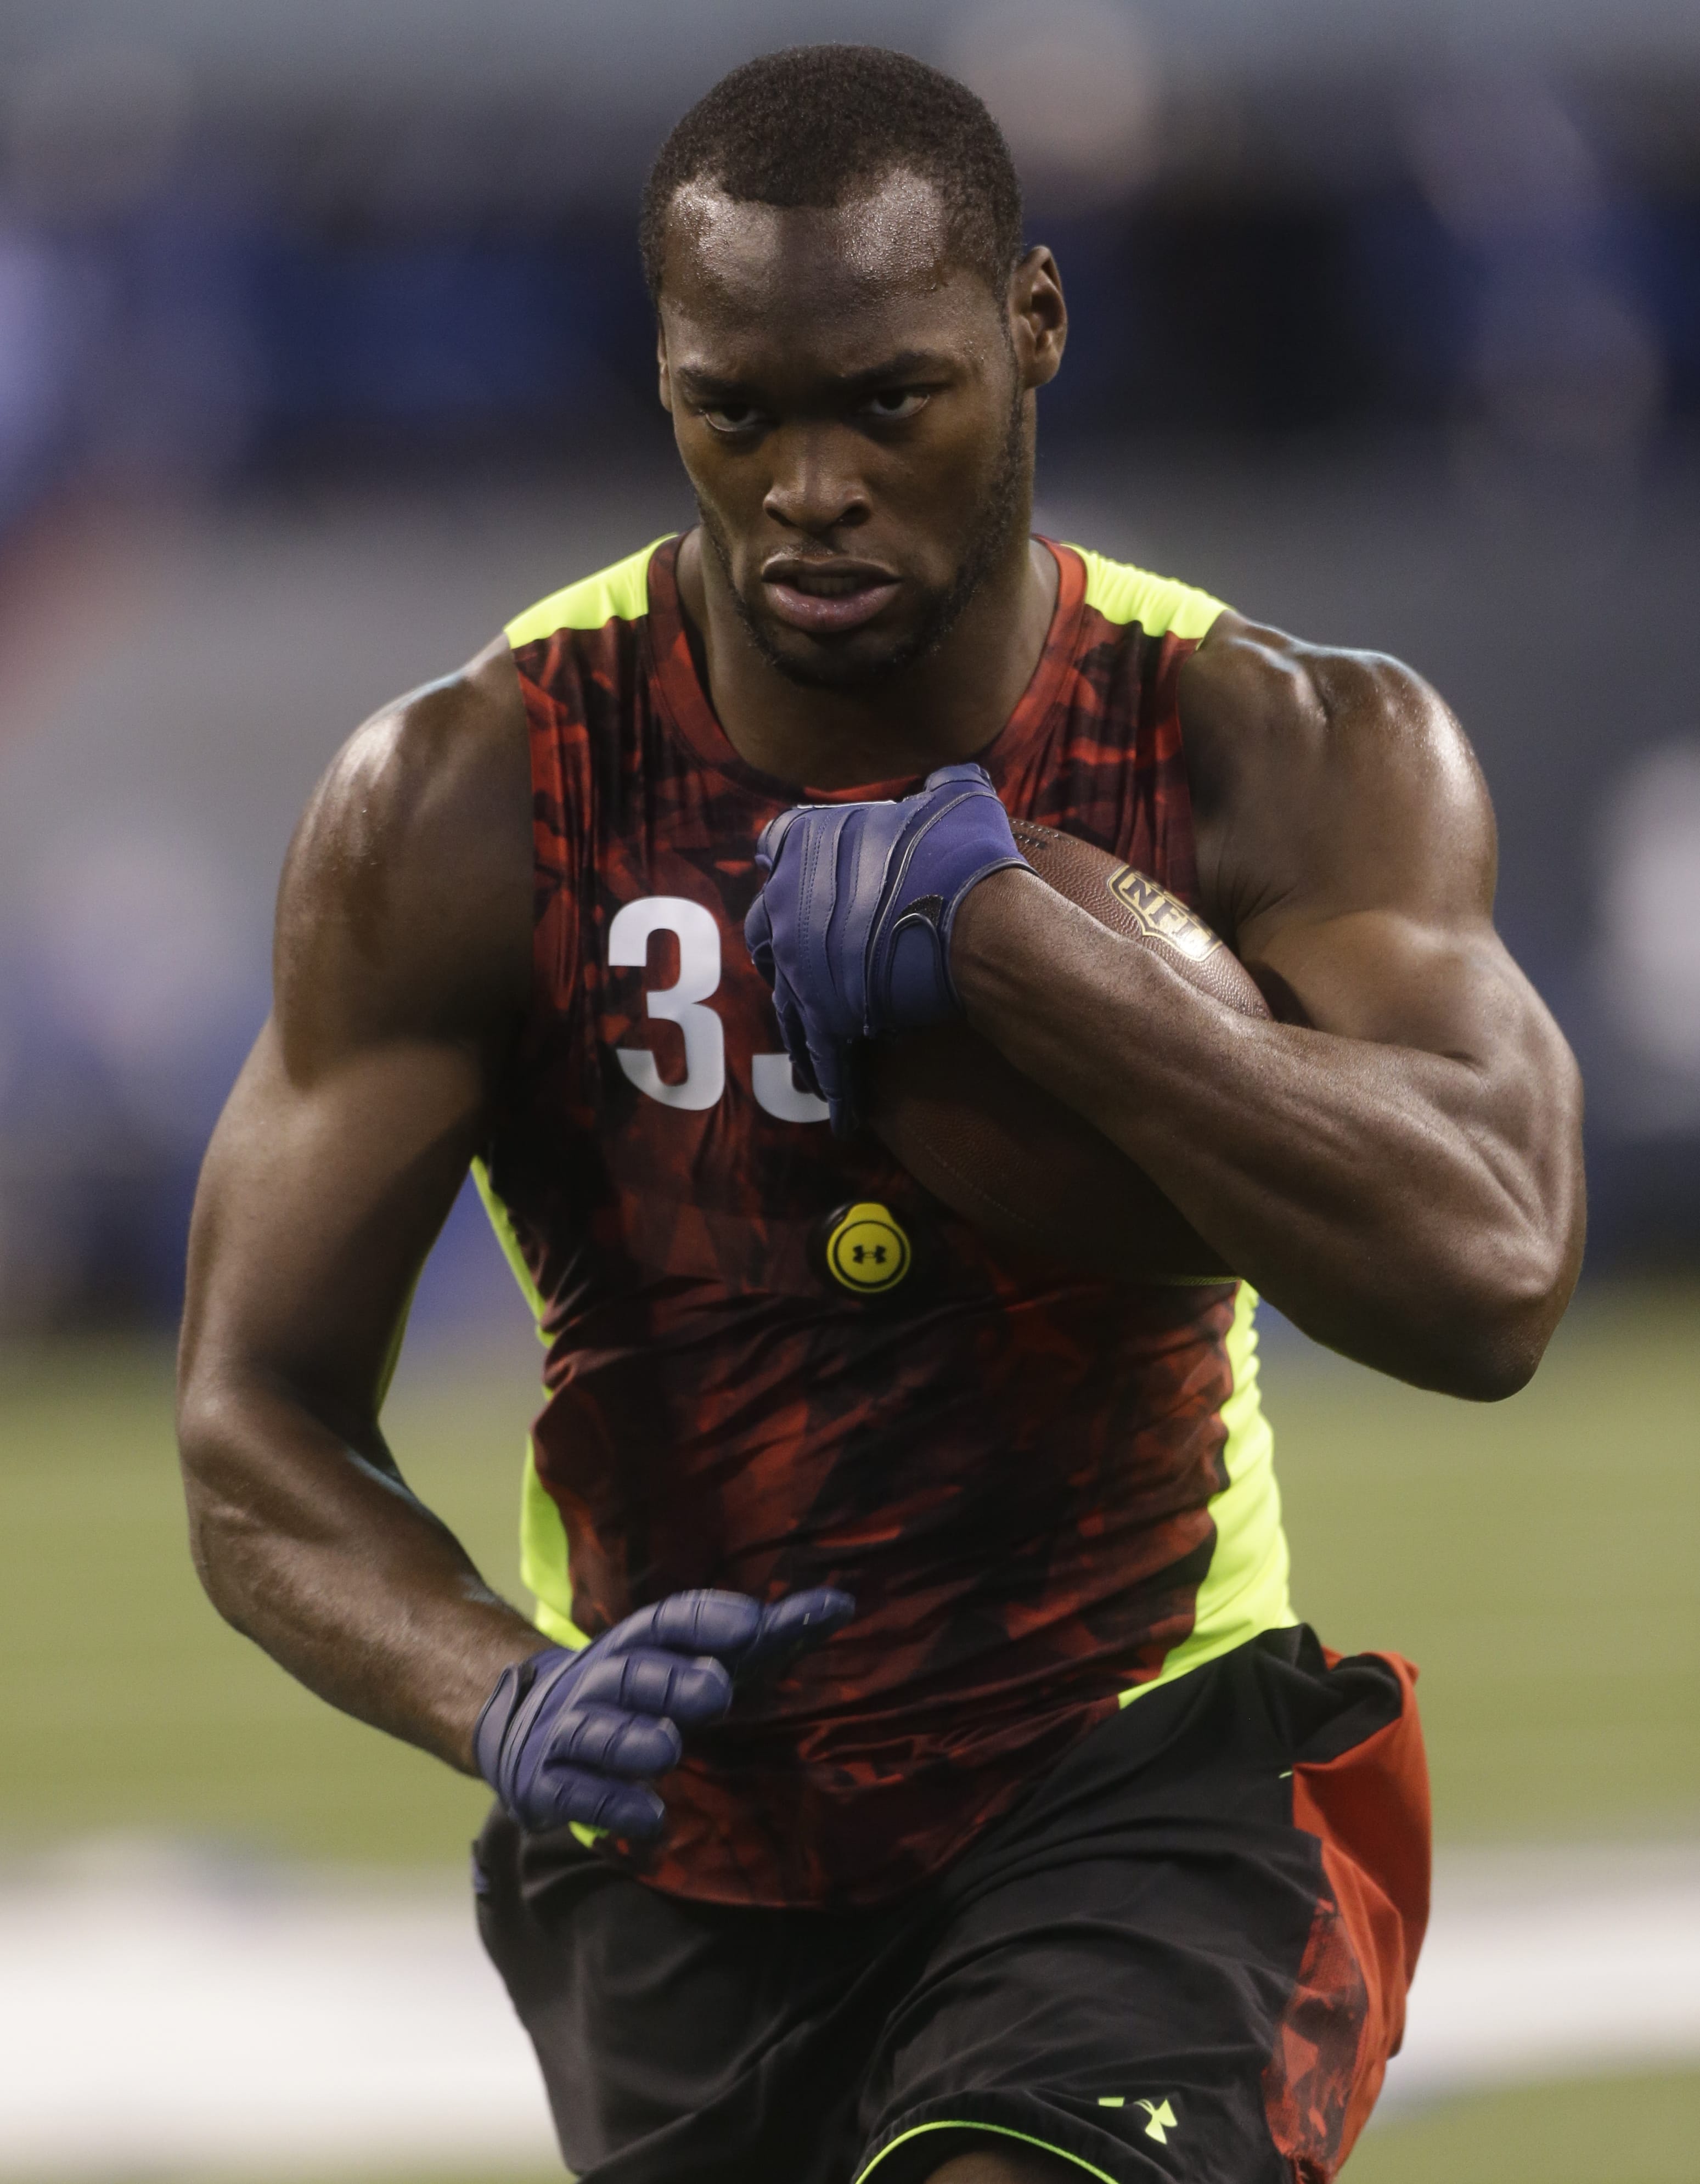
[867,820,1271,1283]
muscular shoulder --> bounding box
[1178,612,1496,947]
[275,639,532,1076]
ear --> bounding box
[1009,246,1067,392]
[656,318,674,415]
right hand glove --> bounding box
[472,1585,855,1839]
[744,762,1028,1133]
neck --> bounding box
[676,526,1059,791]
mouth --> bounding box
[760,556,902,636]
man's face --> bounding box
[656,172,1054,689]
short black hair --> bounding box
[640,45,1023,305]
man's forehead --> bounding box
[661,170,959,314]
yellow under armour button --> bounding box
[823,1202,912,1296]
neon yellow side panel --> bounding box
[470,1158,548,1336]
[503,536,672,649]
[1069,547,1271,1685]
[521,1449,590,1650]
[1070,544,1228,644]
[1121,1282,1294,1706]
[489,543,670,1633]
[470,1158,589,1649]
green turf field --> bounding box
[2,1281,1695,2177]
[1349,2066,1700,2182]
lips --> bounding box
[761,558,902,635]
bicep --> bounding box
[1248,904,1530,1061]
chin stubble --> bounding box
[699,390,1030,694]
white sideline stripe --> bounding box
[0,1859,558,2174]
[0,1843,1696,2174]
[1379,1843,1700,2115]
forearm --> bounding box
[953,874,1580,1396]
[178,1371,545,1772]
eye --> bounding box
[699,402,765,436]
[859,389,928,424]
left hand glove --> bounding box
[744,762,1028,1132]
[473,1586,855,1840]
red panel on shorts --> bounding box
[1263,1650,1431,2181]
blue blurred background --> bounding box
[0,0,1696,1337]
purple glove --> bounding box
[744,762,1028,1132]
[473,1586,854,1839]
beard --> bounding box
[698,390,1031,693]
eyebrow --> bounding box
[674,349,956,401]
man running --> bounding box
[178,44,1584,2184]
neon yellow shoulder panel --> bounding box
[489,537,676,1643]
[504,536,673,649]
[1123,1282,1293,1704]
[1068,545,1228,644]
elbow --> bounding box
[1424,1229,1579,1403]
[1408,1311,1543,1404]
[175,1383,263,1633]
[1438,1326,1543,1405]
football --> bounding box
[867,820,1271,1283]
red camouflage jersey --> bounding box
[476,534,1292,1909]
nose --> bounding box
[762,426,869,536]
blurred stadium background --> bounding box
[0,1,1696,2177]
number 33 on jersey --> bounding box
[606,894,827,1123]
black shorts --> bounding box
[474,1628,1429,2184]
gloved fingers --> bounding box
[744,888,776,986]
[802,1029,855,1127]
[541,1702,683,1777]
[753,805,802,878]
[769,969,821,1097]
[605,1588,767,1662]
[525,1764,668,1842]
[759,869,858,1125]
[603,1587,855,1673]
[845,796,905,917]
[573,1646,733,1725]
[739,1586,857,1672]
[817,1040,862,1136]
[922,761,996,792]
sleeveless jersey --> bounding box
[478,535,1293,1909]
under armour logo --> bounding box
[1099,2096,1179,2145]
[850,1243,888,1264]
